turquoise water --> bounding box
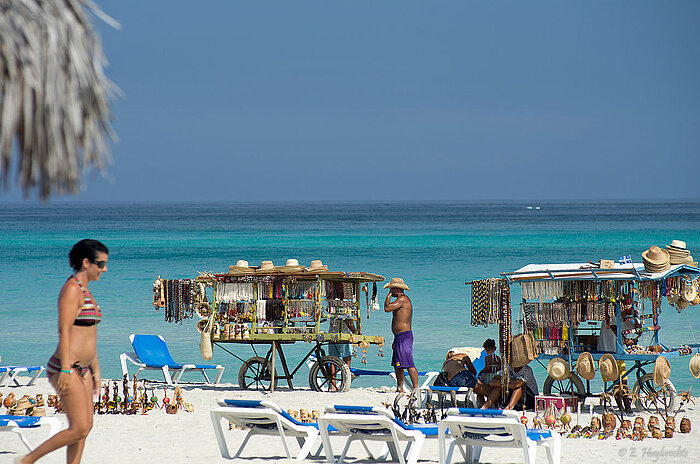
[1,202,699,393]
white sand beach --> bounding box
[3,378,699,464]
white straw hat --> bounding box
[229,260,254,274]
[642,246,670,273]
[384,277,410,291]
[547,357,570,381]
[306,260,329,272]
[256,260,279,273]
[280,258,305,273]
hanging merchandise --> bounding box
[214,282,254,303]
[470,278,507,327]
[155,279,197,323]
[371,282,380,311]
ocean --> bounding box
[1,201,699,394]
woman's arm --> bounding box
[55,283,81,394]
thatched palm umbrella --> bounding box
[0,0,118,200]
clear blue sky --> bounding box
[5,1,700,202]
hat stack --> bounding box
[641,245,670,273]
[666,240,697,266]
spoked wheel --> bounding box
[632,372,676,413]
[238,356,277,391]
[543,372,586,400]
[308,356,351,392]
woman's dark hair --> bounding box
[69,239,109,271]
[483,338,496,350]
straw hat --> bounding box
[256,260,279,273]
[691,294,700,306]
[599,354,619,382]
[653,356,671,387]
[677,298,689,310]
[384,277,410,291]
[229,260,254,274]
[279,258,304,273]
[642,246,670,273]
[547,357,570,381]
[306,260,329,273]
[576,352,596,380]
[667,240,688,252]
[689,353,700,379]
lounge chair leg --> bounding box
[295,429,319,460]
[320,427,336,464]
[234,429,256,459]
[406,434,424,464]
[338,437,354,464]
[210,413,232,459]
[471,444,482,463]
[544,435,561,464]
[524,441,536,464]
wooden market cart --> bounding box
[470,261,699,411]
[154,263,385,393]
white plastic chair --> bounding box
[318,404,435,464]
[438,408,561,464]
[210,399,323,460]
[0,415,61,451]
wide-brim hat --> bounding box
[653,356,671,387]
[576,352,596,380]
[668,240,688,251]
[279,258,305,273]
[256,260,279,273]
[642,245,670,267]
[599,353,619,382]
[677,298,689,310]
[384,277,410,291]
[691,294,700,306]
[670,255,695,265]
[689,353,700,379]
[547,357,570,381]
[229,260,254,274]
[306,259,329,273]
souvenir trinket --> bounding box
[589,416,601,432]
[632,425,646,441]
[532,414,543,429]
[680,416,691,433]
[665,416,675,431]
[580,426,591,438]
[567,424,581,438]
[650,426,663,439]
[602,412,616,432]
[647,415,659,431]
[520,406,528,426]
[664,425,674,438]
[560,411,572,431]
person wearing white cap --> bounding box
[384,278,419,393]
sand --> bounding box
[3,378,699,464]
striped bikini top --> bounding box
[70,275,102,326]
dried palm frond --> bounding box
[0,0,119,200]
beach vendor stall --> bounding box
[153,259,385,393]
[469,243,700,413]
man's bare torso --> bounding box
[390,294,413,334]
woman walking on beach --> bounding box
[19,239,108,464]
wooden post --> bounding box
[270,341,276,392]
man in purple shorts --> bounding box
[384,277,419,393]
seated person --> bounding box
[481,360,538,410]
[477,338,501,384]
[442,350,479,388]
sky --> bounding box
[3,0,700,202]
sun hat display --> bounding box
[676,298,689,310]
[306,260,329,272]
[576,352,596,380]
[255,260,278,273]
[642,246,670,273]
[599,353,619,382]
[689,353,700,379]
[547,357,570,381]
[653,356,671,387]
[279,258,304,273]
[228,260,254,274]
[666,240,694,265]
[383,277,410,291]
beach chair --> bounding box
[0,365,45,386]
[437,408,561,464]
[318,405,436,464]
[210,399,324,460]
[119,334,224,385]
[0,415,61,451]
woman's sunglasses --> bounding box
[90,259,108,269]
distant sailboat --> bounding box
[526,206,542,210]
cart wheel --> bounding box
[238,356,277,391]
[543,372,585,399]
[632,372,677,413]
[308,356,351,393]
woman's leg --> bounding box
[505,384,524,410]
[21,371,94,464]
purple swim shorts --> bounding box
[391,330,415,369]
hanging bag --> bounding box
[510,332,537,367]
[200,314,214,360]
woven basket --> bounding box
[510,333,537,367]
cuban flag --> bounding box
[618,255,632,265]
